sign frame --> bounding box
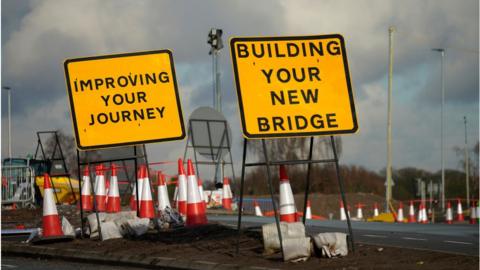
[230,34,358,139]
[64,50,186,150]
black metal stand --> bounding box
[235,136,355,259]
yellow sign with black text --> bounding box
[230,35,358,138]
[64,50,185,150]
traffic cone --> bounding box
[176,159,188,217]
[373,202,379,217]
[254,200,263,216]
[340,201,347,221]
[420,203,428,224]
[157,171,171,212]
[408,200,416,223]
[355,203,363,219]
[469,201,477,224]
[130,167,145,211]
[42,173,63,237]
[80,166,93,211]
[186,159,208,226]
[94,165,106,212]
[197,178,206,211]
[445,201,453,224]
[139,166,155,218]
[107,164,121,213]
[456,199,464,222]
[305,200,312,220]
[397,202,404,222]
[222,177,233,211]
[279,165,297,223]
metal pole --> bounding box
[212,50,217,110]
[235,139,248,255]
[2,86,12,159]
[302,137,314,224]
[432,48,445,211]
[464,116,470,206]
[386,26,395,213]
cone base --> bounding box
[408,217,416,223]
[140,200,155,218]
[107,197,121,213]
[43,215,63,237]
[95,196,106,212]
[457,215,464,222]
[222,199,232,210]
[177,201,187,216]
[130,197,137,211]
[280,212,297,223]
[186,202,208,227]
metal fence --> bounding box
[1,165,36,208]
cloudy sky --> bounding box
[1,0,478,180]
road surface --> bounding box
[209,215,479,256]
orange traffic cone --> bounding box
[130,168,145,211]
[305,200,312,220]
[408,200,416,223]
[421,203,428,224]
[177,159,188,217]
[469,201,477,224]
[222,177,233,211]
[356,203,363,219]
[340,201,347,221]
[94,165,106,212]
[80,166,93,211]
[157,172,171,212]
[198,178,207,211]
[397,202,404,222]
[186,159,208,226]
[373,202,379,217]
[446,201,453,224]
[456,199,464,222]
[139,166,155,218]
[42,173,63,237]
[107,164,121,213]
[279,165,296,223]
[254,199,263,216]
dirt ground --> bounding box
[2,207,479,270]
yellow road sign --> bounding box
[230,35,358,138]
[64,50,185,150]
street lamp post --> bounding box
[2,86,12,160]
[386,26,395,213]
[432,48,445,211]
[464,116,470,206]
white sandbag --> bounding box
[62,216,75,237]
[87,212,107,238]
[262,222,306,252]
[312,232,348,258]
[125,218,150,237]
[283,237,311,262]
[100,221,123,240]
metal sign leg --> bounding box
[235,139,248,255]
[302,137,314,224]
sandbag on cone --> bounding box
[80,166,93,211]
[373,202,379,217]
[397,202,404,222]
[95,165,106,212]
[408,200,416,223]
[456,199,464,222]
[176,159,188,217]
[254,200,263,216]
[107,164,121,213]
[157,171,171,212]
[130,168,145,211]
[186,159,207,226]
[222,177,233,211]
[445,201,453,224]
[139,166,155,218]
[469,202,477,224]
[279,165,297,223]
[42,173,63,237]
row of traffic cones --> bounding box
[81,164,120,213]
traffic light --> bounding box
[208,28,223,54]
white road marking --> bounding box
[362,234,387,238]
[1,264,17,268]
[402,237,427,241]
[443,240,472,245]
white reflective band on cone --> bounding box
[109,175,119,197]
[178,174,187,202]
[43,189,58,216]
[279,182,295,215]
[158,185,171,210]
[82,175,91,195]
[187,175,201,203]
[96,175,106,196]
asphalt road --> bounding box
[1,256,147,270]
[209,215,480,256]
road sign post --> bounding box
[231,35,358,258]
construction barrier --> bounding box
[1,165,36,208]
